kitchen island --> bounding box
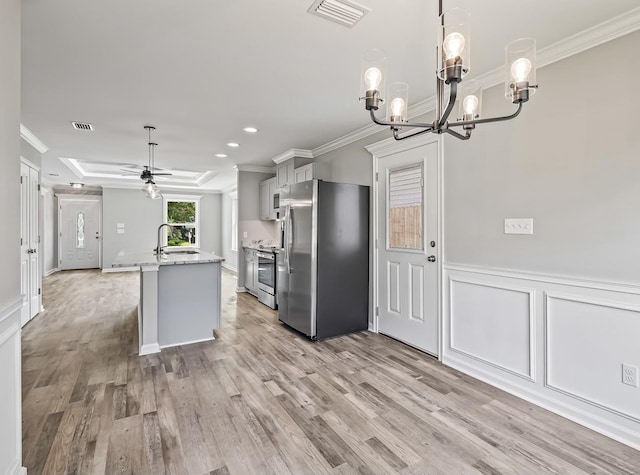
[112,250,224,355]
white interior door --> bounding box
[377,141,439,355]
[20,162,41,326]
[59,198,101,270]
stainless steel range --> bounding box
[256,250,277,309]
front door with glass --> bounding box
[59,197,102,270]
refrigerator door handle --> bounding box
[287,208,294,273]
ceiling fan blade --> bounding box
[151,172,173,176]
[119,169,141,174]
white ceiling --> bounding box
[22,0,640,191]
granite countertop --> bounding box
[112,249,224,268]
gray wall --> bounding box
[444,30,640,283]
[221,191,238,272]
[20,137,41,167]
[102,188,222,269]
[237,170,278,287]
[0,0,22,471]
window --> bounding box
[388,164,423,250]
[231,197,238,251]
[163,195,201,248]
[76,212,85,249]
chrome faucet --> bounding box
[155,223,173,255]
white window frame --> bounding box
[162,194,202,248]
[231,197,238,252]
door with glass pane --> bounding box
[377,141,438,355]
[59,197,102,270]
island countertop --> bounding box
[112,249,224,268]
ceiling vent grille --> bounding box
[307,0,369,28]
[72,121,93,131]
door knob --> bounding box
[427,255,436,262]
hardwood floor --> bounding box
[22,269,640,475]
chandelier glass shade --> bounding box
[142,179,161,200]
[360,1,538,141]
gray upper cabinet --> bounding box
[276,157,313,188]
[294,162,330,184]
[276,161,295,188]
[260,176,278,221]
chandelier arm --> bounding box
[438,81,458,127]
[448,102,524,128]
[392,127,437,141]
[444,128,471,141]
[369,110,435,130]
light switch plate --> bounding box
[505,218,533,235]
[117,229,125,234]
[243,232,248,238]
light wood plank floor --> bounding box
[22,269,640,475]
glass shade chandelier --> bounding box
[360,1,538,141]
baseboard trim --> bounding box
[139,343,161,355]
[102,267,139,273]
[44,267,59,277]
[160,336,215,350]
[236,287,247,293]
[15,466,27,475]
[443,352,640,451]
[221,263,237,274]
[368,323,375,332]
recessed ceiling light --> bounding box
[227,142,240,148]
[243,127,258,133]
[70,182,84,189]
[215,153,228,158]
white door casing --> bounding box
[368,136,442,357]
[58,196,102,270]
[20,160,41,327]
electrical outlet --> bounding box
[622,364,639,387]
[243,232,248,238]
[504,218,534,235]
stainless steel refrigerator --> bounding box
[277,180,369,340]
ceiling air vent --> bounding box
[307,0,369,28]
[72,121,93,131]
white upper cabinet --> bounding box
[276,161,295,188]
[294,162,330,184]
[260,176,278,221]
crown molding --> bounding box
[271,148,314,164]
[20,124,49,154]
[311,8,640,158]
[235,164,276,173]
[100,183,221,194]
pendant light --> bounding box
[360,0,538,141]
[142,126,162,199]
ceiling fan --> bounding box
[120,125,171,199]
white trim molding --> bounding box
[20,124,48,154]
[221,263,237,274]
[44,268,59,277]
[309,8,640,159]
[19,156,40,172]
[271,148,314,164]
[443,263,640,450]
[235,165,276,173]
[102,267,138,273]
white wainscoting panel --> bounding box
[449,278,534,380]
[443,263,640,450]
[0,299,24,475]
[546,293,640,422]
